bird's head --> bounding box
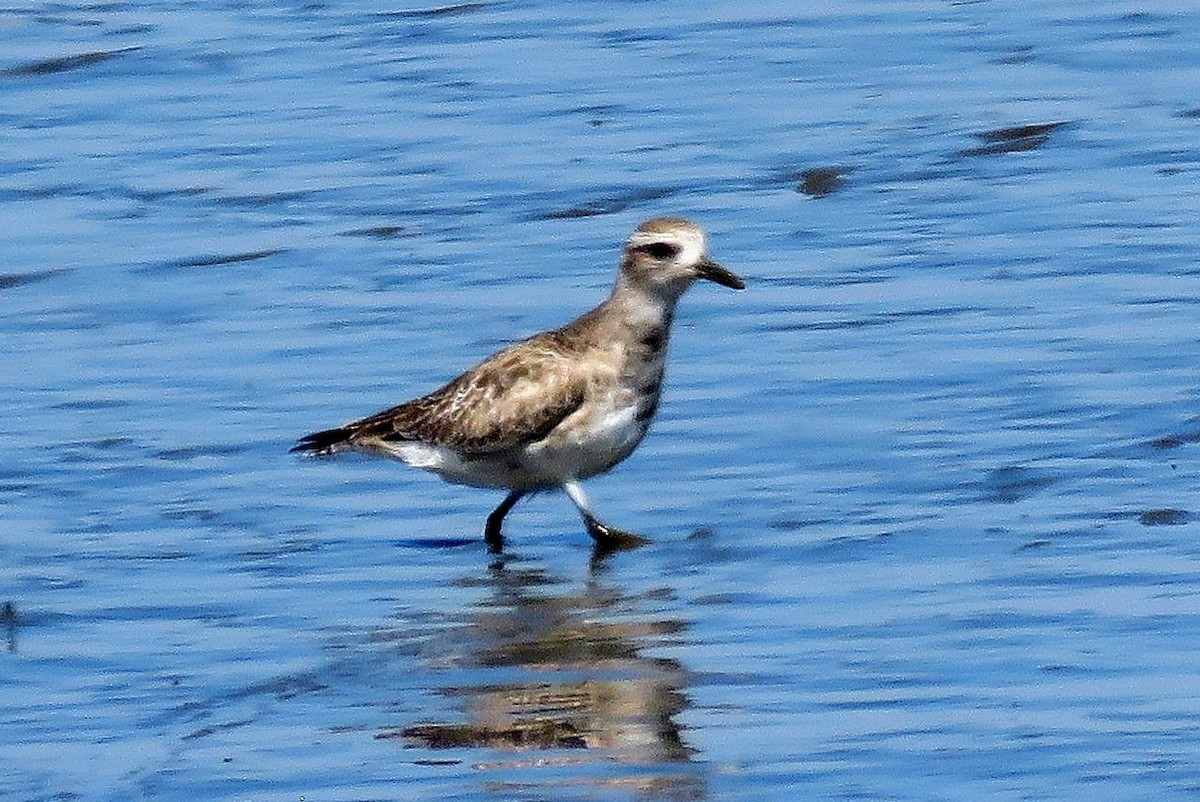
[620,217,744,299]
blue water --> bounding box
[4,1,1200,800]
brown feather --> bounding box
[295,324,596,456]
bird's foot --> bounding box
[583,513,649,557]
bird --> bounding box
[292,216,744,554]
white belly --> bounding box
[526,401,647,482]
[375,400,649,490]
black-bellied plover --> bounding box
[293,217,744,553]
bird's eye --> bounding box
[642,242,680,260]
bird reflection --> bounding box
[381,559,705,799]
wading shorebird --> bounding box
[292,217,744,554]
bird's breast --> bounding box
[526,396,648,481]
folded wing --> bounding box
[292,331,589,457]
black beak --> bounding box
[696,257,745,290]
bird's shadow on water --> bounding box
[143,539,708,799]
[375,551,709,799]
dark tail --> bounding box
[290,426,354,455]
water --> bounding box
[3,1,1200,799]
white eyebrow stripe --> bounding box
[628,232,682,247]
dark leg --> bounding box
[484,490,525,553]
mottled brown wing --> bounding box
[295,331,589,456]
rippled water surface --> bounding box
[4,1,1200,800]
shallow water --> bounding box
[4,1,1200,800]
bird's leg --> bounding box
[484,490,525,553]
[562,481,649,555]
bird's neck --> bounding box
[605,272,682,332]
